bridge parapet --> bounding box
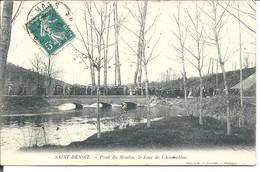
[45,95,147,107]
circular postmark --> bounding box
[26,1,74,23]
[26,1,75,55]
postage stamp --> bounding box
[26,5,75,55]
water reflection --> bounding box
[1,106,167,151]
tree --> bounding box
[219,0,255,34]
[142,34,162,128]
[170,1,189,117]
[219,1,255,127]
[185,1,207,125]
[1,1,14,96]
[237,2,244,127]
[201,0,237,135]
[113,0,125,86]
[30,53,44,86]
[124,0,156,87]
[30,53,62,96]
[42,55,63,96]
[73,1,113,138]
[102,2,112,87]
[123,0,162,127]
[218,1,255,127]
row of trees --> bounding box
[0,1,256,139]
[71,0,162,136]
[171,0,255,135]
[30,53,62,95]
[71,0,255,138]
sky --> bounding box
[5,0,256,85]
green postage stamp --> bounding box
[26,5,75,55]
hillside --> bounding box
[4,63,71,95]
[150,67,256,90]
[5,63,70,86]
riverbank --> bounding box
[21,115,255,151]
[2,96,53,115]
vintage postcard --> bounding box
[0,0,256,165]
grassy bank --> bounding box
[2,96,52,115]
[187,95,256,130]
[21,115,255,151]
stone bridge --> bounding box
[45,95,147,107]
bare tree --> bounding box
[219,0,255,34]
[0,1,14,95]
[123,0,162,127]
[170,1,189,117]
[201,0,238,135]
[30,53,44,86]
[124,0,148,87]
[102,2,112,87]
[113,0,122,86]
[217,0,255,128]
[185,1,207,125]
[237,2,244,127]
[73,1,113,138]
[1,1,23,96]
[42,55,63,96]
[73,4,96,86]
[142,35,163,128]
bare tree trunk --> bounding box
[212,59,214,75]
[96,68,101,139]
[220,63,231,135]
[117,53,121,86]
[89,58,96,86]
[199,70,203,124]
[144,64,151,127]
[216,36,231,135]
[134,24,142,86]
[103,5,111,87]
[114,1,121,86]
[208,1,231,135]
[183,64,188,117]
[208,58,211,75]
[138,59,142,88]
[114,61,117,85]
[216,60,218,93]
[90,4,95,87]
[0,1,13,95]
[134,59,139,86]
[135,0,148,87]
[103,56,108,86]
[47,55,52,96]
[185,2,206,124]
[238,3,244,128]
[134,33,141,86]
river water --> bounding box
[1,106,168,151]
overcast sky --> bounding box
[5,0,256,85]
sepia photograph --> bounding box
[0,0,256,165]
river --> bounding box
[1,105,168,152]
